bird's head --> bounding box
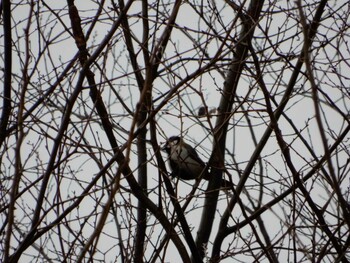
[162,136,181,153]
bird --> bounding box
[162,136,234,189]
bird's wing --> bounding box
[184,144,206,166]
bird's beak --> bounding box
[161,143,167,151]
[161,141,168,152]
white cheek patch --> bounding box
[170,141,178,147]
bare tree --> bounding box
[1,0,349,262]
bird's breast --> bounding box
[170,146,203,175]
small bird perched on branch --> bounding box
[162,136,234,189]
